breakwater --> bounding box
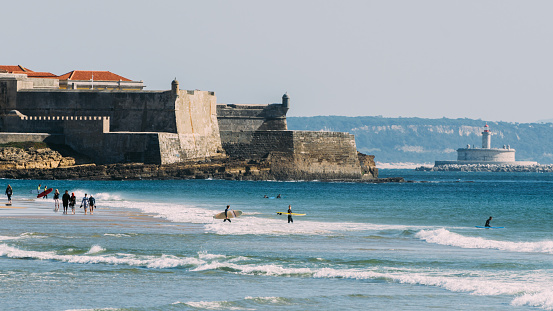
[416,164,553,172]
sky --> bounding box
[2,0,553,123]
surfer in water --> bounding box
[224,205,231,222]
[485,216,492,227]
[287,205,293,223]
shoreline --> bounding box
[0,161,404,183]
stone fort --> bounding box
[0,67,376,180]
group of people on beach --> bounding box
[4,184,96,215]
[54,189,96,215]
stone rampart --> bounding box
[276,131,362,180]
[217,103,288,132]
[220,131,294,159]
[12,89,177,133]
[220,130,362,180]
[0,133,64,145]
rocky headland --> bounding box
[0,144,402,182]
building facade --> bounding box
[435,124,537,166]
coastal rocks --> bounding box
[0,157,402,182]
[0,146,75,170]
[358,152,378,179]
[416,164,553,172]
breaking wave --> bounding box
[415,228,553,254]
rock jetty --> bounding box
[416,164,553,172]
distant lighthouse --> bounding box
[482,123,491,149]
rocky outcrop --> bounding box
[0,147,75,170]
[358,152,378,179]
[0,144,395,182]
[0,157,400,182]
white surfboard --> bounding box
[213,210,243,219]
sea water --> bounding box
[0,170,552,310]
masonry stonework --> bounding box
[0,72,378,180]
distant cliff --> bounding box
[287,116,553,164]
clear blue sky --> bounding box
[2,0,552,123]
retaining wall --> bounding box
[220,130,362,180]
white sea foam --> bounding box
[0,244,204,269]
[85,245,105,254]
[0,235,21,241]
[101,200,421,235]
[3,241,552,309]
[512,290,553,310]
[184,301,253,310]
[415,228,553,254]
[103,233,133,238]
[62,189,122,203]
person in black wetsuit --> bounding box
[287,205,293,223]
[5,184,12,204]
[485,216,492,227]
[223,205,231,223]
[62,190,70,214]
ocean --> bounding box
[1,170,552,310]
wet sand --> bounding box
[0,197,203,231]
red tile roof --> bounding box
[0,65,33,73]
[58,70,132,81]
[11,71,59,78]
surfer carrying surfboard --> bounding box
[287,205,293,223]
[485,216,492,227]
[224,205,231,222]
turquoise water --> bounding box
[1,170,553,310]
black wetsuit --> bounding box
[485,218,492,227]
[288,208,293,223]
[62,193,70,213]
[223,207,231,222]
[5,187,12,202]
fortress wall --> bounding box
[174,90,223,157]
[457,148,515,162]
[0,133,64,144]
[0,78,20,111]
[12,90,178,133]
[281,131,362,180]
[219,131,294,159]
[221,130,362,180]
[101,133,161,164]
[217,104,288,132]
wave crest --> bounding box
[415,228,553,254]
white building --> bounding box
[435,124,537,166]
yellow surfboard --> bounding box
[276,212,306,216]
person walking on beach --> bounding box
[88,195,95,215]
[287,205,293,223]
[223,205,231,222]
[53,189,60,212]
[80,193,89,215]
[485,216,493,227]
[69,192,76,214]
[5,184,13,204]
[43,185,48,199]
[62,190,70,214]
